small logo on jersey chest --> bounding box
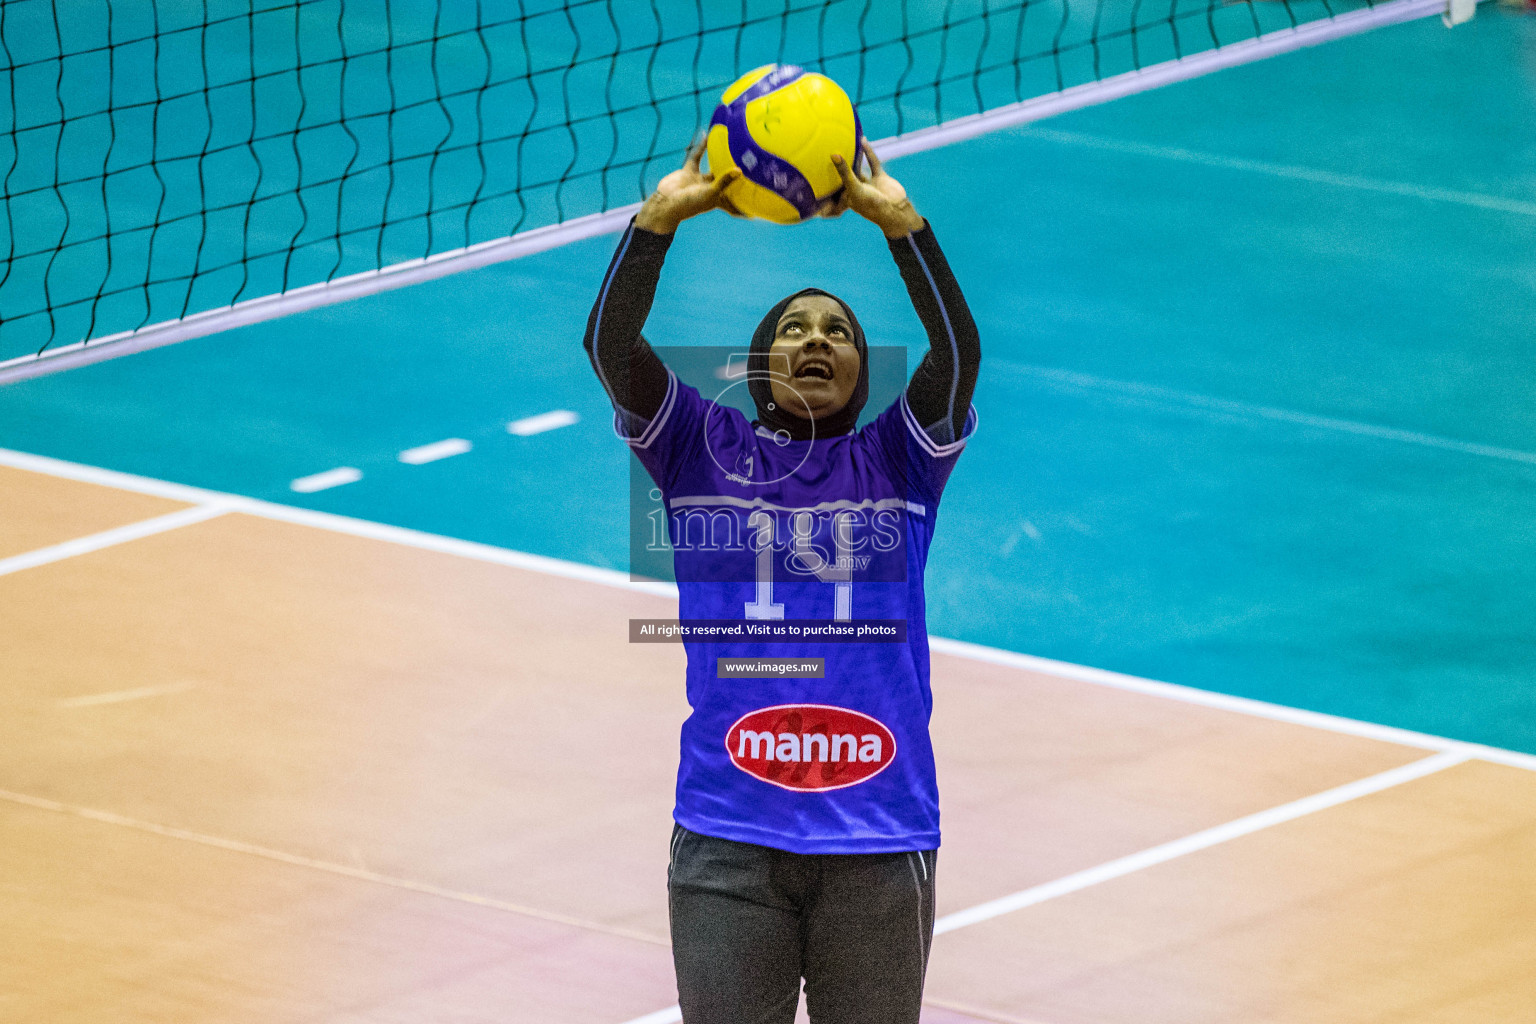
[725,451,755,485]
[725,704,896,792]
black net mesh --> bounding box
[1,0,1378,361]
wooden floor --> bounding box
[2,457,1533,1024]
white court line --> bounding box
[59,680,198,708]
[1,445,1533,775]
[289,466,362,493]
[0,503,230,578]
[999,361,1536,467]
[0,786,668,948]
[932,749,1467,933]
[927,638,1536,773]
[399,438,472,464]
[1029,127,1536,219]
[618,750,1468,1024]
[0,447,676,598]
[508,409,580,436]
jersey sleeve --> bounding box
[888,222,981,449]
[584,221,674,424]
[616,368,714,491]
[866,391,979,510]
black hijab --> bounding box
[746,287,869,442]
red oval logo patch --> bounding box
[725,704,897,792]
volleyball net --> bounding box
[0,0,1479,381]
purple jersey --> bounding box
[623,371,977,853]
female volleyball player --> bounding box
[583,139,979,1024]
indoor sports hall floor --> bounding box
[4,451,1536,1023]
[3,8,1536,1024]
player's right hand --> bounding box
[635,142,742,234]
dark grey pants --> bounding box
[667,824,937,1024]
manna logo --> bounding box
[725,704,896,792]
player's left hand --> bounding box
[824,139,925,238]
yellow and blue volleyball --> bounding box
[707,64,863,224]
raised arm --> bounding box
[829,143,980,446]
[583,145,740,421]
[888,222,980,446]
[583,223,672,421]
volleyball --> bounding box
[707,64,863,225]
